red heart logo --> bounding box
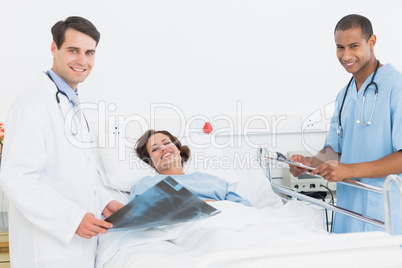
[203,122,213,134]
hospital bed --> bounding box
[258,147,402,235]
[94,134,402,268]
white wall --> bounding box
[1,0,402,144]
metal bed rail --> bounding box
[258,147,402,235]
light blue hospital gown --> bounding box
[325,64,402,234]
[130,171,252,206]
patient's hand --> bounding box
[102,200,124,218]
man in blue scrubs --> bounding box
[289,14,402,234]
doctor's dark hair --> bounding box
[51,16,100,48]
[334,14,373,41]
[136,129,191,167]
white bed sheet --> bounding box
[96,199,402,268]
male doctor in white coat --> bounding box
[0,16,124,267]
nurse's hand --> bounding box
[310,160,351,182]
[76,213,113,239]
[289,154,311,177]
[102,200,124,218]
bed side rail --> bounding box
[258,147,402,235]
[383,174,402,233]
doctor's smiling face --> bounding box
[335,27,376,80]
[146,133,183,174]
[51,28,96,90]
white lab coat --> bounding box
[0,72,113,267]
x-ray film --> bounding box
[105,177,221,230]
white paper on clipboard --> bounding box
[264,156,316,171]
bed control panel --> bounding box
[282,151,337,193]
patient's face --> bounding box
[146,133,182,173]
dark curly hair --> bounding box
[136,129,191,168]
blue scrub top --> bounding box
[325,64,402,234]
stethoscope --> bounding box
[46,71,90,135]
[337,60,379,136]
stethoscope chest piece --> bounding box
[338,60,380,136]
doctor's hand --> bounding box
[102,200,124,218]
[288,154,311,177]
[76,213,113,239]
[310,160,351,182]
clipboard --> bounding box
[264,156,315,171]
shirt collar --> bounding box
[47,69,79,102]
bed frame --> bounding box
[258,147,402,235]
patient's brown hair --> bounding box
[136,129,191,168]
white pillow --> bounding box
[228,161,283,209]
[94,144,156,192]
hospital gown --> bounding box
[130,171,252,206]
[325,64,402,234]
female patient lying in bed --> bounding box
[95,130,340,267]
[131,129,251,206]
